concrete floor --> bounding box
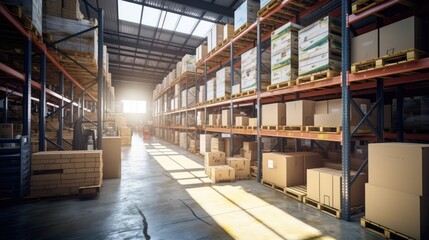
[0,134,383,240]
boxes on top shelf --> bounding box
[298,16,341,77]
[379,16,427,57]
[241,47,271,92]
[271,22,302,85]
[234,0,259,32]
[232,84,241,95]
[44,0,84,20]
[223,24,234,41]
[9,0,43,35]
[181,54,196,74]
[207,24,224,52]
[206,78,216,101]
[351,29,378,64]
[176,61,182,78]
[196,42,208,62]
[216,67,240,98]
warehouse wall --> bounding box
[113,82,154,125]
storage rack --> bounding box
[152,0,429,221]
[0,2,111,152]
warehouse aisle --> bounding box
[0,134,382,239]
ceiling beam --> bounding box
[109,60,171,72]
[165,0,234,17]
[104,36,194,56]
[106,45,182,61]
[108,50,175,64]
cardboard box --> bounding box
[102,137,121,179]
[249,118,257,127]
[286,100,315,126]
[365,184,429,240]
[243,142,258,150]
[222,109,231,126]
[207,24,224,52]
[285,152,322,182]
[204,151,226,167]
[179,132,187,149]
[208,114,221,126]
[235,116,249,126]
[227,157,251,179]
[211,138,225,152]
[223,24,234,41]
[196,43,208,62]
[262,103,286,126]
[199,134,212,154]
[314,98,371,126]
[234,0,258,31]
[262,152,304,188]
[207,78,216,101]
[232,84,241,95]
[351,29,378,63]
[379,16,426,56]
[241,47,271,92]
[0,123,14,138]
[242,149,257,161]
[209,165,235,183]
[315,100,328,114]
[306,167,367,208]
[368,142,429,196]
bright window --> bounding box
[118,0,142,23]
[142,6,161,27]
[122,100,146,113]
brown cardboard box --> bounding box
[102,136,121,179]
[315,98,371,126]
[235,116,249,126]
[209,165,235,183]
[379,16,426,56]
[242,149,257,161]
[351,29,378,63]
[204,151,226,167]
[199,134,212,154]
[211,138,225,152]
[286,100,315,126]
[223,24,235,40]
[314,112,341,126]
[365,184,429,240]
[243,142,258,150]
[285,152,323,182]
[0,123,14,138]
[307,167,367,208]
[368,143,429,196]
[227,157,250,179]
[315,100,328,114]
[262,152,304,188]
[209,114,221,126]
[222,109,231,126]
[262,103,286,126]
[249,118,257,127]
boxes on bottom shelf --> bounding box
[365,183,428,240]
[227,157,250,179]
[209,165,235,183]
[307,167,366,209]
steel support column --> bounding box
[185,75,188,150]
[97,8,104,149]
[39,52,46,151]
[204,62,208,134]
[376,78,384,142]
[2,90,7,123]
[229,41,234,157]
[341,0,352,221]
[70,82,74,128]
[57,73,64,147]
[396,85,404,142]
[23,38,31,137]
[256,20,263,183]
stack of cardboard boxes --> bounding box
[30,150,103,197]
[216,67,240,99]
[206,78,216,101]
[241,47,271,92]
[365,143,429,239]
[119,126,132,146]
[196,42,208,62]
[298,16,341,77]
[234,0,258,32]
[271,23,302,85]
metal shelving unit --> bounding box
[152,0,429,221]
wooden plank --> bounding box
[360,217,413,240]
[296,70,340,85]
[266,80,296,91]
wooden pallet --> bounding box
[303,197,341,219]
[284,185,307,202]
[261,125,285,130]
[214,96,230,102]
[231,89,257,99]
[250,166,258,179]
[212,178,235,183]
[305,126,342,133]
[205,125,215,128]
[219,125,229,128]
[266,80,296,91]
[261,180,286,193]
[246,126,257,130]
[283,126,305,131]
[296,70,340,85]
[222,37,232,46]
[352,0,384,14]
[258,0,282,16]
[78,185,100,197]
[352,49,425,73]
[233,126,245,129]
[234,22,250,37]
[360,217,413,240]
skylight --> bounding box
[118,0,212,37]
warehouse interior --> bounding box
[0,0,428,239]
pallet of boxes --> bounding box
[30,150,103,198]
[204,151,251,183]
[119,126,132,146]
[362,143,429,240]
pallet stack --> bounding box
[30,150,103,197]
[241,47,271,93]
[119,126,132,146]
[363,143,429,239]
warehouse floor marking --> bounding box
[146,142,335,240]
